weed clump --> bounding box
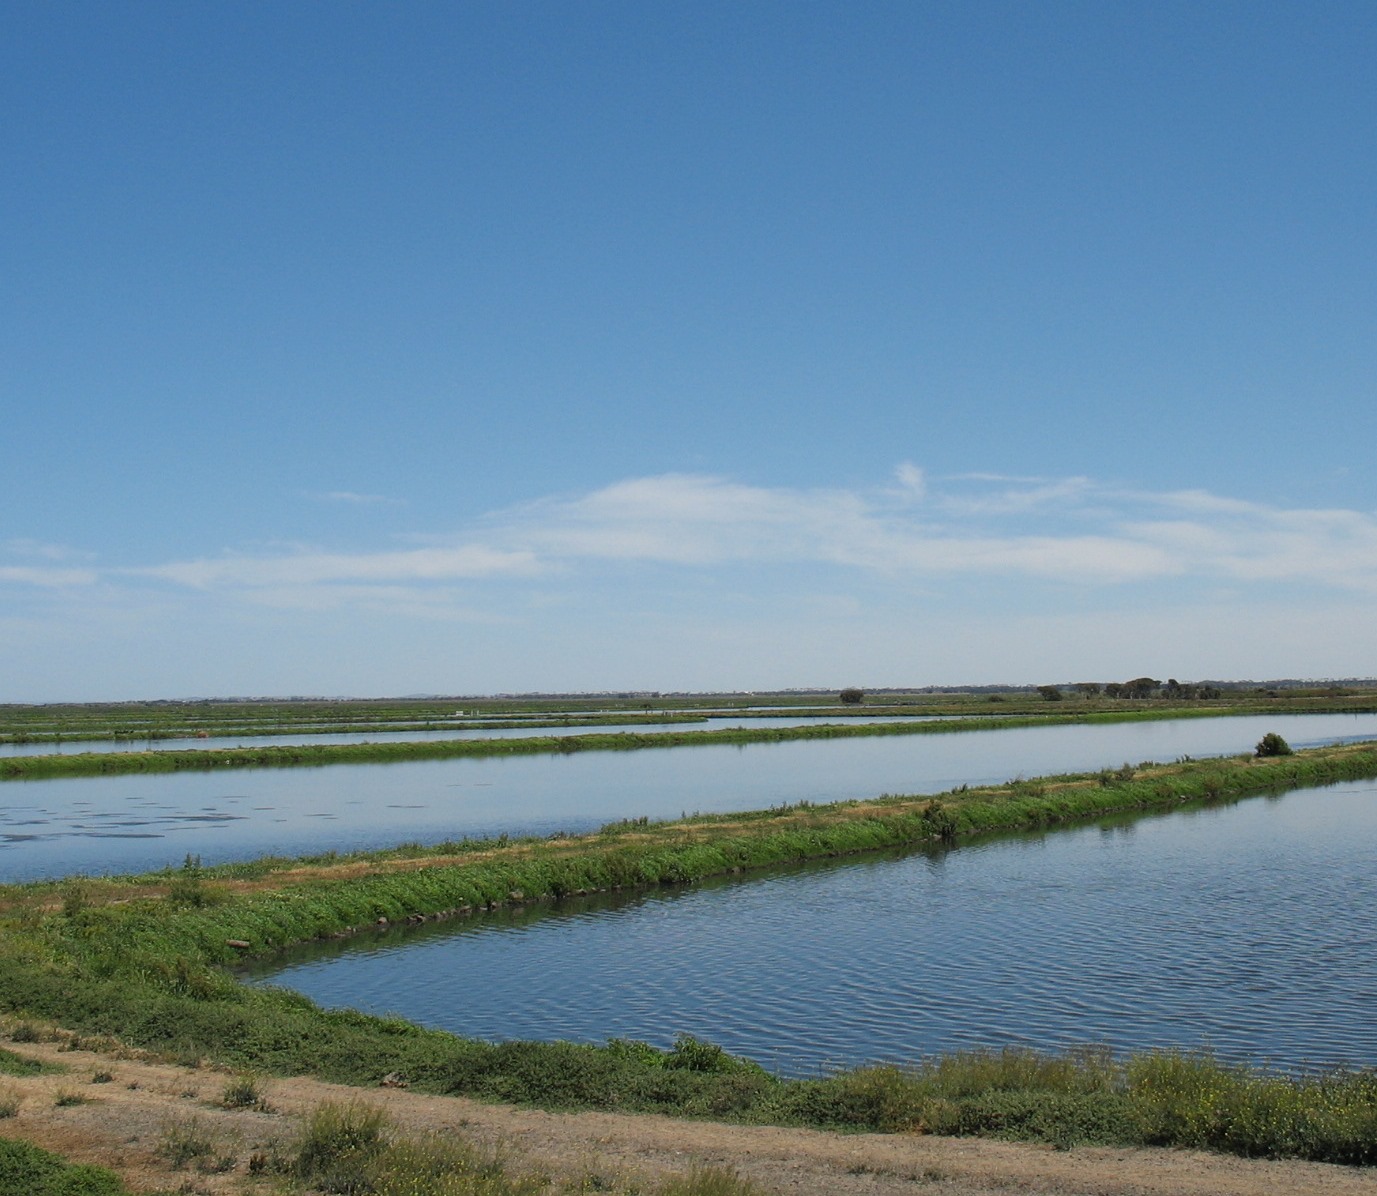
[219,1073,270,1110]
[658,1167,765,1195]
[295,1100,389,1192]
[157,1114,240,1173]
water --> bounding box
[2,712,1375,882]
[0,714,925,756]
[248,778,1377,1076]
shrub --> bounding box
[667,1035,767,1076]
[156,1115,221,1169]
[220,1073,269,1110]
[295,1101,389,1193]
[1255,732,1293,758]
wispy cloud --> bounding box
[139,546,539,589]
[11,469,1377,601]
[0,565,100,587]
[481,471,1377,591]
[307,490,404,506]
[3,538,96,563]
[934,475,1096,516]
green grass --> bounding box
[1,741,1376,1165]
[0,1136,130,1195]
[0,1047,57,1078]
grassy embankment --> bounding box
[2,741,1377,1164]
[7,698,1377,780]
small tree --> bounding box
[838,687,864,705]
[1124,676,1161,699]
[1255,732,1292,758]
[1036,685,1064,702]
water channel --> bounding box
[2,712,1375,882]
[249,777,1377,1077]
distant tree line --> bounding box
[1057,678,1223,701]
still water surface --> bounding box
[3,713,1375,882]
[250,779,1377,1076]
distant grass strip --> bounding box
[6,703,1373,781]
[1,741,1376,1165]
[0,712,709,747]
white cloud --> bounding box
[3,539,94,563]
[934,475,1096,516]
[487,473,1202,584]
[234,583,517,621]
[498,474,878,567]
[17,468,1377,603]
[140,545,539,589]
[893,461,926,498]
[9,468,1377,699]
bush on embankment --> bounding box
[2,742,1377,1164]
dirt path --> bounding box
[1,1039,1373,1196]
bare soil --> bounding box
[2,1039,1373,1196]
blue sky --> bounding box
[3,1,1375,700]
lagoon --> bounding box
[3,712,1375,882]
[249,776,1377,1077]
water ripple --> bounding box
[254,780,1377,1075]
